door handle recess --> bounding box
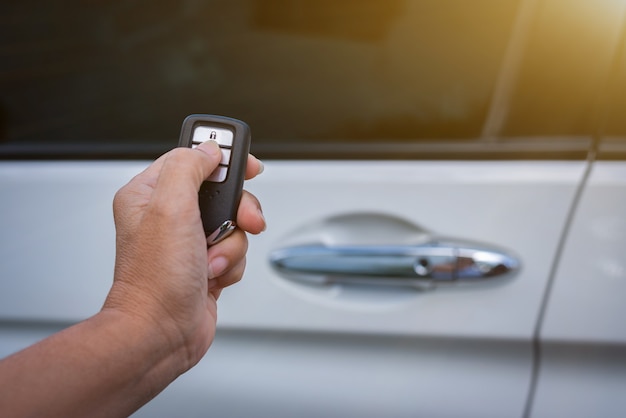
[268,213,520,288]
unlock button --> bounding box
[193,126,234,147]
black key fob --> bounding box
[178,114,251,245]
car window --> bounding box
[500,0,621,136]
[601,19,626,161]
[0,0,621,159]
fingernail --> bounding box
[197,140,221,157]
[257,160,265,175]
[259,208,267,232]
[208,256,228,279]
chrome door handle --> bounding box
[269,241,519,287]
[268,213,520,289]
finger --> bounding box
[150,142,222,206]
[126,147,184,190]
[207,257,246,290]
[236,190,266,234]
[208,288,223,301]
[135,147,260,190]
[112,150,178,220]
[207,229,248,279]
[245,154,265,180]
[195,140,225,173]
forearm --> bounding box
[0,309,186,418]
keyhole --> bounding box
[414,258,431,277]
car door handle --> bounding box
[269,242,519,288]
[268,213,520,289]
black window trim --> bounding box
[0,137,593,161]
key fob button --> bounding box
[208,166,228,183]
[220,148,232,165]
[193,126,234,147]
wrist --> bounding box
[101,279,212,374]
[98,298,192,380]
[95,308,189,379]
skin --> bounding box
[0,140,266,418]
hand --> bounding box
[104,140,265,371]
[0,141,265,418]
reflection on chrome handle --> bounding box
[269,242,520,288]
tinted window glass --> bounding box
[501,0,625,137]
[1,0,518,147]
[600,12,626,160]
[605,6,626,139]
[0,0,621,159]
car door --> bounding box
[528,26,626,418]
[0,1,621,417]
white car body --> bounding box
[2,158,625,417]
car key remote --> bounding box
[178,114,251,245]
